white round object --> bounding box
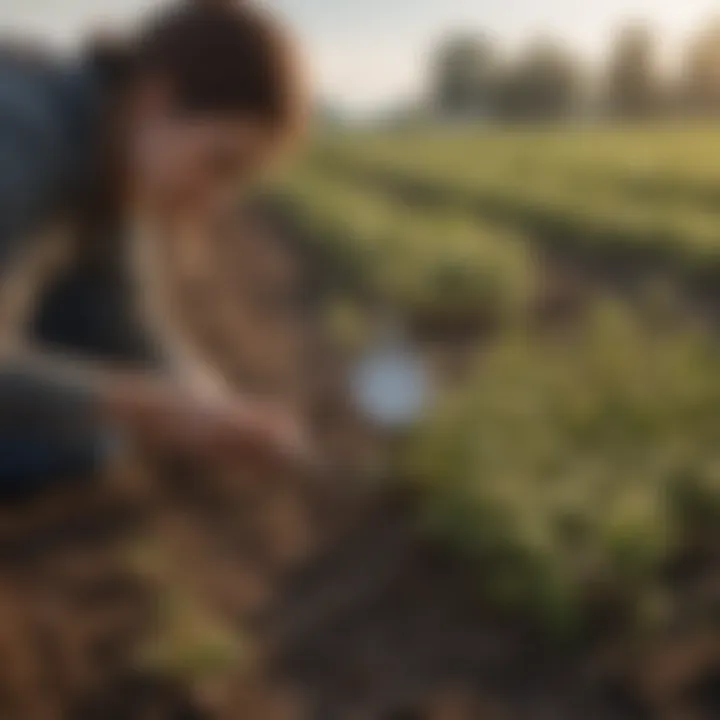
[351,345,430,429]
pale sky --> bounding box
[3,0,720,112]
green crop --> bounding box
[404,305,720,635]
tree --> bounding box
[313,99,345,129]
[680,20,720,115]
[606,22,661,119]
[497,38,582,121]
[431,32,499,118]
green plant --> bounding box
[403,305,720,635]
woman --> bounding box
[0,0,308,496]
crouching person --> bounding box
[0,0,308,499]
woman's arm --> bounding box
[0,344,306,467]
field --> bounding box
[267,126,720,714]
[3,127,720,719]
[295,126,720,293]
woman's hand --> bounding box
[104,374,309,468]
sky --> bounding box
[3,0,720,112]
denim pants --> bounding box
[0,431,115,499]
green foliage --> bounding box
[276,168,534,328]
[140,585,246,679]
[682,19,720,115]
[432,32,499,116]
[130,541,247,681]
[606,23,663,118]
[279,127,720,638]
[403,306,720,634]
[312,128,720,283]
[498,37,583,121]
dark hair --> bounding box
[80,0,305,244]
[90,0,306,140]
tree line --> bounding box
[431,20,720,121]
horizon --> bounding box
[2,0,719,113]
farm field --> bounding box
[300,126,720,293]
[3,128,720,719]
[276,126,720,646]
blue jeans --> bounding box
[0,431,114,499]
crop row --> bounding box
[274,168,535,330]
[323,126,720,210]
[313,141,720,285]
